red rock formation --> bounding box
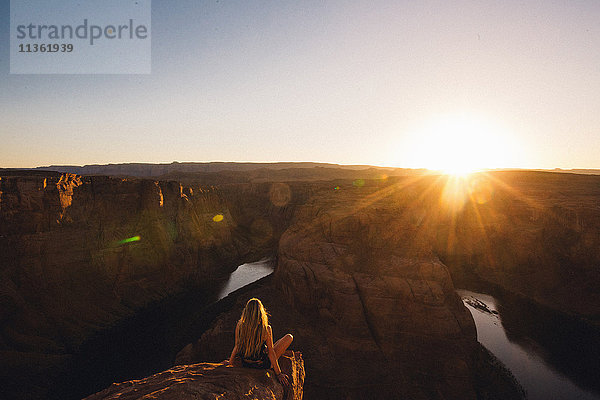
[180,181,482,399]
[85,351,304,400]
[274,192,481,399]
[426,171,600,324]
[0,172,272,399]
[4,168,598,400]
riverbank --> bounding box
[458,289,600,400]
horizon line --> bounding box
[1,161,599,172]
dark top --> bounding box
[240,342,271,369]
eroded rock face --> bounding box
[0,173,275,399]
[4,169,597,399]
[0,173,238,343]
[274,193,479,399]
[425,171,600,324]
[180,174,546,399]
[85,351,304,400]
[181,182,481,399]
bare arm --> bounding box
[227,321,240,365]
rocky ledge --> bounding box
[85,351,304,400]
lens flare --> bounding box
[440,173,495,211]
[269,183,292,207]
[118,235,141,245]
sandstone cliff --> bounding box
[178,176,525,399]
[3,168,598,400]
[0,172,282,399]
[85,351,304,400]
[427,171,600,324]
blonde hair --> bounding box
[236,298,269,359]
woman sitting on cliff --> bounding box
[227,298,293,387]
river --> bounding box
[458,290,600,400]
[217,258,275,300]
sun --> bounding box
[398,114,517,175]
[442,163,476,177]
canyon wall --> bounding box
[274,193,481,399]
[180,171,600,399]
[2,168,598,399]
[428,172,600,324]
[0,172,289,399]
[180,177,525,399]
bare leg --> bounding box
[273,333,293,360]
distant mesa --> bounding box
[2,162,598,181]
[2,161,427,179]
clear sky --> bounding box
[1,0,599,169]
